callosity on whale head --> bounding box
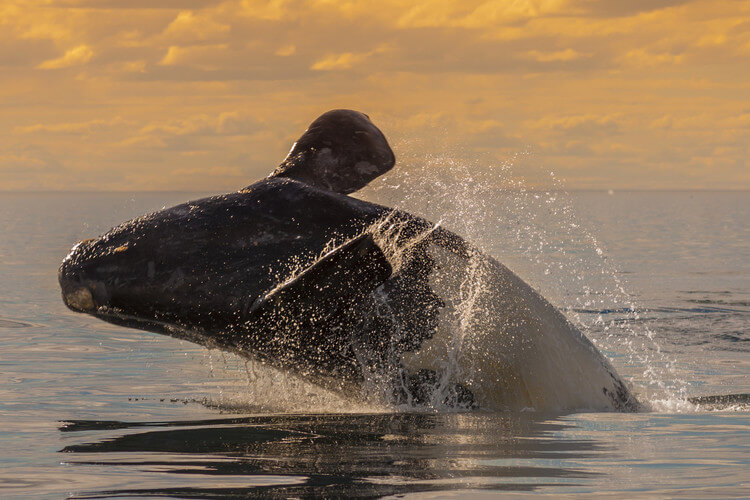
[59,109,640,412]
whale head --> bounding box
[57,186,386,328]
[269,109,395,194]
[58,109,395,323]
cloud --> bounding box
[0,0,748,191]
[118,111,263,154]
[237,0,292,21]
[527,114,622,134]
[162,10,230,43]
[14,117,130,135]
[522,49,589,62]
[170,165,243,177]
[37,44,93,69]
[275,44,296,56]
[160,45,184,65]
[393,0,572,29]
[159,44,229,67]
[620,48,684,67]
[311,45,390,71]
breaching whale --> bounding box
[59,110,640,412]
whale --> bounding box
[59,109,640,412]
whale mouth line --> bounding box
[91,307,260,366]
[90,306,212,345]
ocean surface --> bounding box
[0,187,748,498]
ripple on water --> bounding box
[0,318,33,328]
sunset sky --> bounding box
[1,0,748,191]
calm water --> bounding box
[0,190,748,498]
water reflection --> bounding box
[60,412,603,498]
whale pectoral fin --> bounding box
[269,110,395,194]
[243,233,392,377]
[249,233,392,323]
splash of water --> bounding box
[189,144,714,413]
[361,146,692,411]
[191,348,385,414]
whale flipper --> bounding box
[269,109,395,194]
[241,233,392,381]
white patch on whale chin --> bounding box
[398,243,627,412]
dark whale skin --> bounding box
[58,176,455,393]
[57,109,470,399]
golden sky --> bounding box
[1,0,748,191]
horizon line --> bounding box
[1,188,749,194]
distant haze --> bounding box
[1,0,748,191]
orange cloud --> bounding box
[37,44,93,69]
[311,45,390,70]
[522,49,589,62]
[162,11,230,43]
[0,0,748,191]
